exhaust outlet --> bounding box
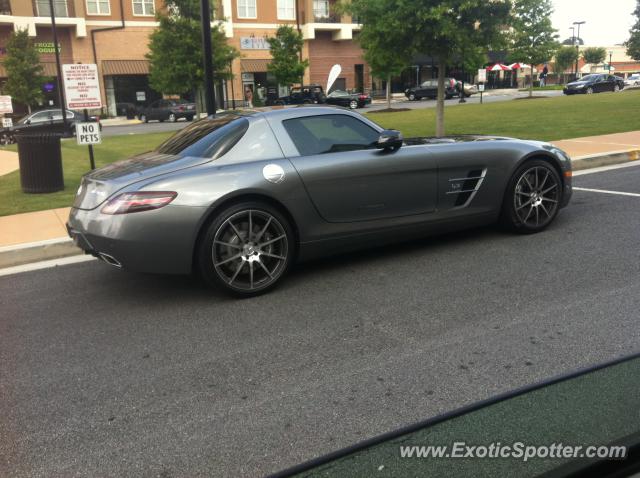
[99,253,122,268]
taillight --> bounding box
[101,191,177,215]
[359,94,367,100]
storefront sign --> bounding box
[76,122,101,145]
[0,95,13,114]
[241,73,254,82]
[240,37,270,50]
[136,91,146,102]
[62,64,102,109]
[34,42,62,54]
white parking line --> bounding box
[573,160,640,176]
[573,187,640,198]
[0,255,96,277]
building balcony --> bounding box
[313,12,341,23]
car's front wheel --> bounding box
[169,113,177,122]
[501,160,562,234]
[613,84,620,92]
[586,87,594,94]
[349,100,358,109]
[408,93,416,101]
[140,114,148,123]
[198,202,295,296]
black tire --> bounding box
[169,113,177,122]
[198,201,295,296]
[445,94,453,100]
[408,93,416,101]
[349,100,359,109]
[140,114,148,123]
[187,115,195,121]
[586,87,594,94]
[613,84,620,92]
[500,160,562,234]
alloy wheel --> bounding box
[169,113,177,122]
[212,209,289,292]
[513,166,560,228]
[586,87,594,94]
[349,100,358,109]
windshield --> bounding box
[579,75,598,82]
[155,115,249,158]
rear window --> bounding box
[155,115,249,158]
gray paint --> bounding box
[67,107,572,274]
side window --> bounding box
[283,114,379,156]
[30,112,51,123]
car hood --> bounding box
[566,81,589,87]
[73,151,209,210]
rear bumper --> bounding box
[66,204,208,274]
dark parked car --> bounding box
[0,109,101,145]
[68,107,572,296]
[138,99,196,123]
[563,74,625,95]
[116,102,139,119]
[405,78,462,100]
[325,90,372,109]
[275,85,327,105]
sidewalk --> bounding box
[0,149,19,176]
[0,130,639,268]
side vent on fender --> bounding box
[447,169,487,207]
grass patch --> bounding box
[0,132,171,217]
[365,89,640,141]
[519,85,565,91]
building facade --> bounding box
[0,0,372,115]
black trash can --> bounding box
[16,133,64,193]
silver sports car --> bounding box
[67,107,572,296]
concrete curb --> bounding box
[571,149,640,171]
[0,238,83,269]
[0,149,638,271]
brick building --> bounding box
[0,0,372,115]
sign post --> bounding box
[477,69,487,105]
[0,95,12,129]
[62,64,102,170]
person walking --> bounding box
[540,65,549,87]
[244,87,253,108]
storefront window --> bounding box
[277,0,295,20]
[132,0,154,16]
[237,0,256,19]
[86,0,110,15]
[35,0,69,17]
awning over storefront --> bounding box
[241,59,270,73]
[0,62,58,77]
[102,60,150,76]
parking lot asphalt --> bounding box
[2,163,640,477]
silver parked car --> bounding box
[67,107,572,296]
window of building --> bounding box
[313,0,329,18]
[0,0,11,15]
[237,0,256,19]
[35,0,69,17]
[86,0,110,15]
[277,0,295,20]
[132,0,154,16]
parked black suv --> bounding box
[405,78,462,100]
[274,85,327,105]
[138,99,196,123]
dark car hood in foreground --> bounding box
[73,151,210,210]
[566,81,590,88]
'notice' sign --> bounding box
[76,122,102,145]
[63,64,102,110]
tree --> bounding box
[508,0,559,97]
[339,0,413,110]
[147,0,238,102]
[554,46,579,83]
[267,26,309,89]
[3,29,45,113]
[346,0,510,135]
[626,0,640,60]
[582,47,607,72]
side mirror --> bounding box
[376,129,403,151]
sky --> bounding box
[551,0,637,46]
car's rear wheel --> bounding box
[198,202,295,296]
[613,84,620,92]
[586,87,594,94]
[169,113,177,122]
[140,114,148,123]
[349,100,358,109]
[501,160,562,234]
[408,93,416,101]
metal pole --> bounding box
[83,108,96,170]
[459,52,466,104]
[200,0,216,116]
[229,60,236,109]
[49,0,67,130]
[609,51,613,72]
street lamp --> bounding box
[200,0,216,116]
[49,0,67,130]
[609,50,613,73]
[573,21,585,77]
